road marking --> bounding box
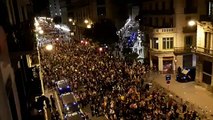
[54,91,64,119]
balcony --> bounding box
[199,15,213,22]
[195,47,213,57]
[182,26,196,33]
[174,47,193,55]
[153,28,176,33]
[150,48,174,55]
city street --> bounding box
[149,72,213,119]
[37,17,205,120]
[44,87,108,120]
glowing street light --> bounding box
[69,18,73,22]
[87,24,91,29]
[84,19,89,24]
[99,47,103,52]
[39,30,44,34]
[188,20,196,27]
[71,32,74,36]
[72,22,75,25]
[45,44,53,51]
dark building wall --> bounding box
[1,0,44,119]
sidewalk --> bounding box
[44,89,64,120]
[149,72,213,119]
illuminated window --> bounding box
[163,37,173,49]
[209,1,213,16]
[152,38,158,49]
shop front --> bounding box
[163,57,174,74]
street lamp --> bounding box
[69,18,73,22]
[84,19,89,24]
[99,47,103,52]
[45,44,53,51]
[188,20,196,27]
[87,24,91,29]
[71,32,74,36]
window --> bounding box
[149,4,152,10]
[155,17,158,27]
[155,2,159,10]
[162,1,165,10]
[97,7,106,16]
[185,0,193,8]
[162,17,166,25]
[149,17,152,26]
[152,38,159,49]
[139,49,143,54]
[97,0,105,5]
[185,36,193,46]
[209,1,213,15]
[202,61,212,85]
[163,37,173,49]
[170,18,173,27]
[185,0,197,14]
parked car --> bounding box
[176,67,196,82]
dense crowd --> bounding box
[40,39,200,120]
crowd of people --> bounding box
[40,39,201,120]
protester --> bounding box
[40,36,200,120]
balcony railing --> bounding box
[153,28,176,33]
[174,47,193,54]
[199,15,213,21]
[195,47,213,56]
[150,48,174,54]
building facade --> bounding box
[140,0,207,73]
[195,21,213,91]
[49,0,61,17]
[59,0,68,24]
[0,25,22,120]
[1,0,44,119]
[65,0,129,39]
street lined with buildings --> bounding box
[1,0,213,120]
